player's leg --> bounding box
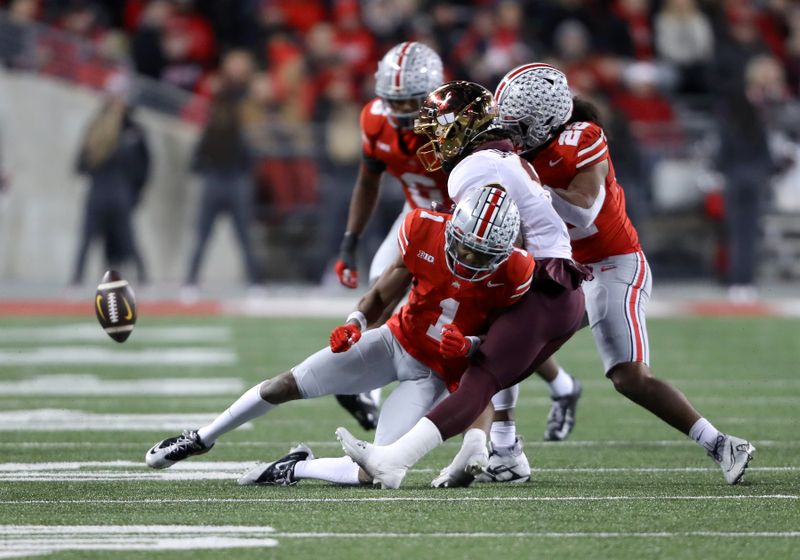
[146,327,398,469]
[338,281,586,488]
[594,251,754,484]
[476,384,532,483]
[243,336,447,486]
[335,205,411,429]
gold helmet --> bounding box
[414,80,499,172]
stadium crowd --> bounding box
[2,0,799,290]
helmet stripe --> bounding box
[393,41,415,90]
[495,63,562,101]
[474,188,504,239]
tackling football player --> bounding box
[338,81,591,489]
[486,63,754,485]
[146,186,535,488]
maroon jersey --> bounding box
[361,98,451,209]
[387,209,535,390]
[531,121,640,264]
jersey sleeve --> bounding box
[360,100,388,174]
[571,122,609,172]
[396,209,420,273]
[501,248,535,305]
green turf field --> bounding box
[0,315,798,559]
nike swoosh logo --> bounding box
[95,295,105,320]
[122,296,133,320]
[487,281,504,288]
[549,157,563,167]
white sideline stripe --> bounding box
[3,495,797,505]
[0,347,236,366]
[0,439,796,449]
[0,324,232,343]
[0,525,277,557]
[0,375,243,396]
[0,410,252,432]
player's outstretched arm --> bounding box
[546,160,607,228]
[356,253,412,325]
[335,165,383,288]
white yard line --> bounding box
[0,464,794,482]
[2,495,797,505]
[0,324,232,343]
[0,347,236,366]
[0,439,797,449]
[0,410,252,432]
[0,525,277,558]
[0,375,243,396]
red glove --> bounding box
[335,259,359,289]
[439,323,471,359]
[330,323,362,353]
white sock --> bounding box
[368,388,382,407]
[689,417,721,453]
[548,367,574,398]
[384,417,443,468]
[197,382,274,444]
[490,421,517,449]
[293,456,361,485]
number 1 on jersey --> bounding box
[425,298,460,342]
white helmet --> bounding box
[445,185,521,282]
[494,63,573,150]
[375,41,443,127]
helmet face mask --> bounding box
[495,64,573,151]
[375,42,443,129]
[444,185,521,282]
[414,81,499,172]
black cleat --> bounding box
[336,393,379,430]
[544,377,582,441]
[146,430,213,469]
[238,444,314,486]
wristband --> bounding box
[340,232,359,253]
[346,311,367,332]
[465,336,481,357]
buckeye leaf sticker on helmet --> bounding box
[95,270,137,343]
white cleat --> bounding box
[335,427,407,489]
[475,436,531,483]
[145,429,213,469]
[709,434,755,485]
[431,448,488,488]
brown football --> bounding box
[95,270,137,343]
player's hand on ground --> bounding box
[440,323,471,359]
[330,323,361,353]
[335,260,359,289]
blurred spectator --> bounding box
[71,73,150,285]
[613,61,681,151]
[451,2,532,86]
[0,0,38,68]
[611,0,653,59]
[184,50,263,292]
[654,0,714,94]
[131,0,169,79]
[715,55,780,301]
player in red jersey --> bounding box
[145,186,535,487]
[488,63,754,485]
[332,41,448,429]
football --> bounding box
[94,270,137,343]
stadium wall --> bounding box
[0,69,243,285]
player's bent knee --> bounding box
[607,362,652,396]
[259,372,301,404]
